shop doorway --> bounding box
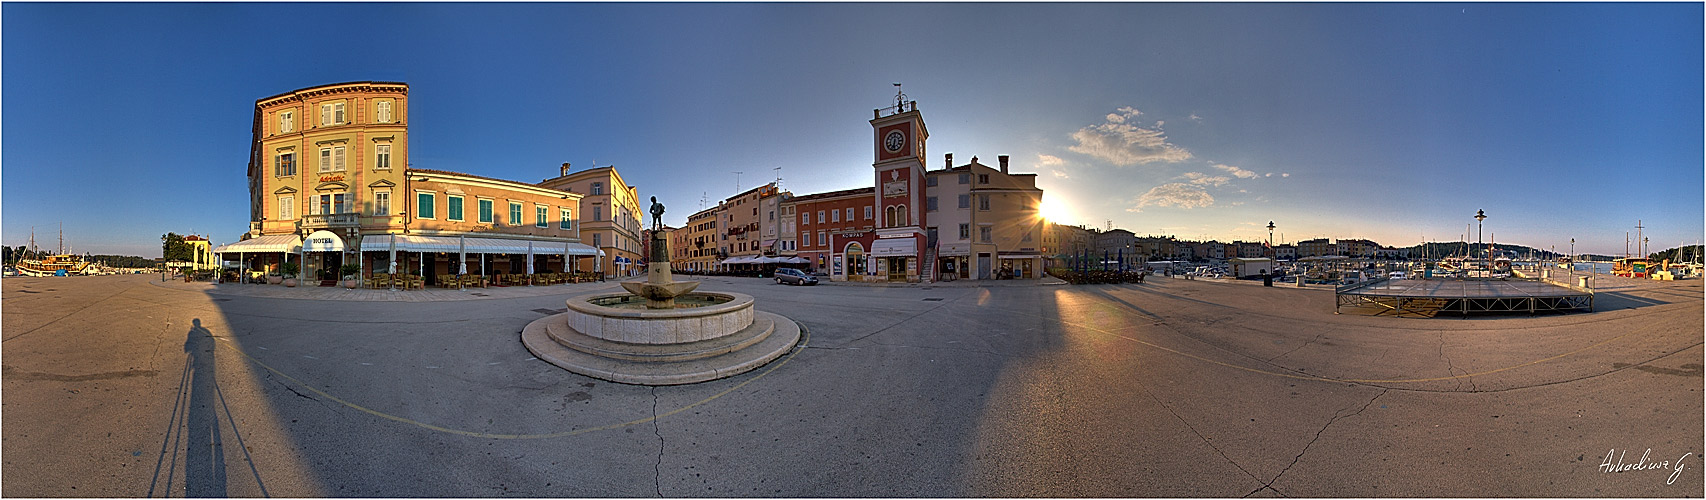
[977,253,991,280]
[886,257,908,281]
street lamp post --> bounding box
[1569,238,1575,275]
[1267,221,1276,258]
[1474,209,1487,277]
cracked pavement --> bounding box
[3,273,1701,496]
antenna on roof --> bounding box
[773,166,783,191]
[732,171,743,193]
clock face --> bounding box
[883,130,906,153]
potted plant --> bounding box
[267,266,283,285]
[340,263,362,289]
[281,262,300,287]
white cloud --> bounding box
[1213,164,1259,179]
[1068,107,1193,166]
[1281,173,1290,178]
[1188,113,1204,123]
[1036,154,1068,178]
[1130,183,1215,211]
[1181,172,1229,186]
[1265,173,1273,177]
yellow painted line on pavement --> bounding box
[213,324,810,439]
[1060,315,1650,385]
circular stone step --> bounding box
[522,310,802,386]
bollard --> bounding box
[1578,276,1590,289]
[1296,276,1305,287]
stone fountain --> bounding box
[522,197,801,385]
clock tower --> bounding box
[868,85,929,282]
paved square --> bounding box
[3,274,1700,496]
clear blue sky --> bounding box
[4,3,1700,257]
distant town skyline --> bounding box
[3,3,1700,257]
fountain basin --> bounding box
[565,291,754,345]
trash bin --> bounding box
[1262,271,1273,287]
[1296,276,1305,287]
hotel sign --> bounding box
[301,230,346,252]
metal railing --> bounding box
[300,213,360,229]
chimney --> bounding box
[999,155,1009,174]
[560,162,571,176]
[944,153,953,170]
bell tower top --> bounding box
[871,83,928,166]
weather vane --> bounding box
[892,82,907,111]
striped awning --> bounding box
[360,235,603,256]
[212,234,301,254]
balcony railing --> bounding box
[300,213,361,229]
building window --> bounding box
[884,206,894,227]
[317,193,349,215]
[318,146,345,172]
[981,226,992,243]
[959,173,970,184]
[592,182,604,195]
[278,110,294,134]
[275,152,296,177]
[770,210,775,221]
[375,100,393,123]
[509,202,522,226]
[926,197,938,212]
[447,196,464,221]
[958,194,970,209]
[897,204,907,226]
[845,208,853,221]
[536,206,548,227]
[417,192,435,219]
[864,206,872,220]
[594,206,603,221]
[593,233,601,247]
[817,231,825,248]
[320,102,346,126]
[959,223,970,240]
[817,211,825,224]
[979,194,990,211]
[560,208,572,229]
[374,191,390,216]
[375,144,391,169]
[478,199,493,223]
[802,234,810,247]
[831,209,839,223]
[979,174,990,184]
[279,195,295,220]
[800,214,809,226]
[926,176,938,187]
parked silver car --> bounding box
[773,267,818,286]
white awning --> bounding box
[302,230,346,252]
[212,234,301,254]
[361,235,602,256]
[872,238,917,257]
